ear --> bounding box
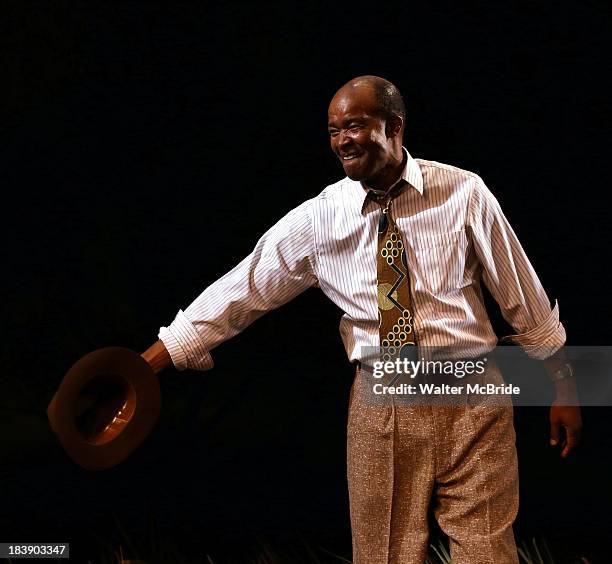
[385,115,403,139]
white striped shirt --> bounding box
[159,149,565,371]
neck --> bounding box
[367,149,406,191]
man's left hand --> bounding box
[549,403,582,458]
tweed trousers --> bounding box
[347,364,519,564]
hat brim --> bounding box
[48,347,160,470]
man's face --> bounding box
[328,87,397,186]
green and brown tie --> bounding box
[369,180,417,362]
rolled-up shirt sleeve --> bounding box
[468,176,566,359]
[159,201,319,371]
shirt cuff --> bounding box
[500,300,566,360]
[158,309,214,371]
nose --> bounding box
[338,130,353,151]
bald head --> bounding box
[334,75,406,125]
[327,75,406,189]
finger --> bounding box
[550,418,561,446]
[561,427,581,458]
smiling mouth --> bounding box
[342,153,361,161]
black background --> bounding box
[3,2,611,562]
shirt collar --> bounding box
[356,147,423,215]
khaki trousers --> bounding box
[347,366,519,564]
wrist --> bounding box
[553,376,578,404]
[549,363,574,382]
[141,340,172,374]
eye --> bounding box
[328,129,339,137]
[348,124,363,133]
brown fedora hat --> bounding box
[48,347,161,470]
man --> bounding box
[141,76,581,563]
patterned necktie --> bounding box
[369,180,417,362]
